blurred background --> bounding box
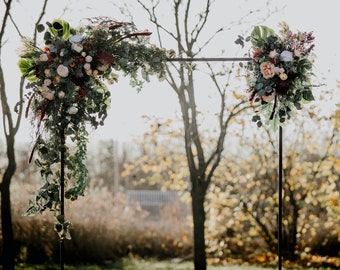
[0,0,339,268]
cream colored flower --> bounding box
[58,91,65,99]
[279,73,288,80]
[262,94,275,103]
[71,43,83,53]
[56,65,69,77]
[44,68,51,77]
[85,69,93,76]
[38,85,50,96]
[97,64,109,72]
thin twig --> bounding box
[167,57,252,62]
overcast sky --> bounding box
[1,0,339,145]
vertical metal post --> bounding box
[60,128,65,270]
[278,126,283,270]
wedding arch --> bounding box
[18,17,315,270]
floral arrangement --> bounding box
[243,22,315,129]
[18,17,173,238]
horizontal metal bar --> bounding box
[166,57,252,62]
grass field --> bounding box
[13,258,323,270]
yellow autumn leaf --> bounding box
[233,92,246,100]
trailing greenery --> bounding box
[18,17,174,238]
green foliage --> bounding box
[17,17,174,238]
[250,25,277,47]
[239,22,316,130]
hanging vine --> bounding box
[18,17,174,237]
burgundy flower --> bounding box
[96,53,115,66]
[252,47,264,61]
[276,81,289,94]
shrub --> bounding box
[6,179,192,265]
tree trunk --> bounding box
[191,179,207,270]
[1,136,16,270]
[283,199,299,261]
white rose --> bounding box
[69,35,83,44]
[39,53,49,62]
[83,63,91,70]
[67,106,78,115]
[58,91,65,99]
[81,52,87,57]
[56,65,69,77]
[71,43,83,53]
[85,55,93,63]
[280,50,294,62]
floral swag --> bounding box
[243,22,315,129]
[18,17,174,238]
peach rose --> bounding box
[260,61,275,79]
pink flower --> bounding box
[252,47,264,61]
[39,53,49,62]
[45,91,55,101]
[83,63,91,70]
[56,65,69,77]
[269,50,278,58]
[44,79,52,86]
[85,55,93,62]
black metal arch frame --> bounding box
[59,57,284,270]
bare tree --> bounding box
[0,0,48,268]
[134,1,251,269]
